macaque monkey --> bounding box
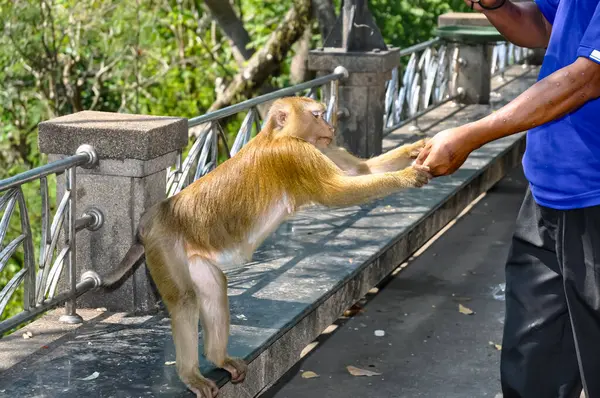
[100,97,431,398]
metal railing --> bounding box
[383,38,533,135]
[491,42,534,77]
[167,66,349,196]
[0,145,103,335]
[383,38,461,135]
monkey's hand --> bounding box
[365,138,430,174]
[403,137,430,159]
[397,164,432,188]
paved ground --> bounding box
[261,166,529,398]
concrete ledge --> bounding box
[39,111,188,160]
[438,12,492,28]
[0,66,537,398]
[308,48,401,73]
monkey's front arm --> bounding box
[322,138,429,176]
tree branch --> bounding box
[206,0,312,113]
[201,0,254,65]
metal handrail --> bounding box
[0,155,87,192]
[0,276,97,335]
[188,66,349,128]
[399,38,441,57]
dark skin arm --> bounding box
[416,57,600,176]
[467,0,553,48]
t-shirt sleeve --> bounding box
[534,0,559,25]
[578,2,600,65]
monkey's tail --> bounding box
[100,242,146,288]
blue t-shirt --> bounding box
[523,0,600,209]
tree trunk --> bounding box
[290,0,337,84]
[313,0,336,40]
[206,0,312,113]
[201,0,254,65]
[290,26,313,84]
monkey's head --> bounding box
[266,97,335,149]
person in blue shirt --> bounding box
[415,0,600,397]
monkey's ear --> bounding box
[273,108,288,129]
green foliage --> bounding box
[0,0,467,327]
[370,0,469,48]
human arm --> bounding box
[416,56,600,176]
[466,0,553,48]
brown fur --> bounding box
[103,97,431,398]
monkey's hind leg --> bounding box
[188,256,248,384]
[145,246,219,398]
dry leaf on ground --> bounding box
[343,303,365,317]
[301,371,319,379]
[488,341,502,350]
[346,366,382,377]
[164,361,176,366]
[458,304,474,315]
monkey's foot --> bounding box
[222,357,247,384]
[182,374,219,398]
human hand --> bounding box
[414,128,476,177]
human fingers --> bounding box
[415,143,432,165]
[412,163,433,179]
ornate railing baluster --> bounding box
[194,124,217,181]
[58,166,80,323]
[0,146,99,335]
[167,123,211,196]
[36,189,68,304]
[384,40,459,135]
[307,87,319,100]
[36,177,49,302]
[231,109,256,156]
[491,41,532,77]
[0,189,17,245]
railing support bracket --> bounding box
[80,270,102,290]
[75,207,105,232]
[75,144,99,169]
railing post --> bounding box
[308,0,400,158]
[438,11,544,105]
[38,111,188,313]
[456,42,493,105]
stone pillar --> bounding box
[455,43,493,105]
[38,111,188,313]
[308,49,399,157]
[307,0,400,158]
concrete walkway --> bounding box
[261,166,529,398]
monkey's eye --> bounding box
[312,111,324,118]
